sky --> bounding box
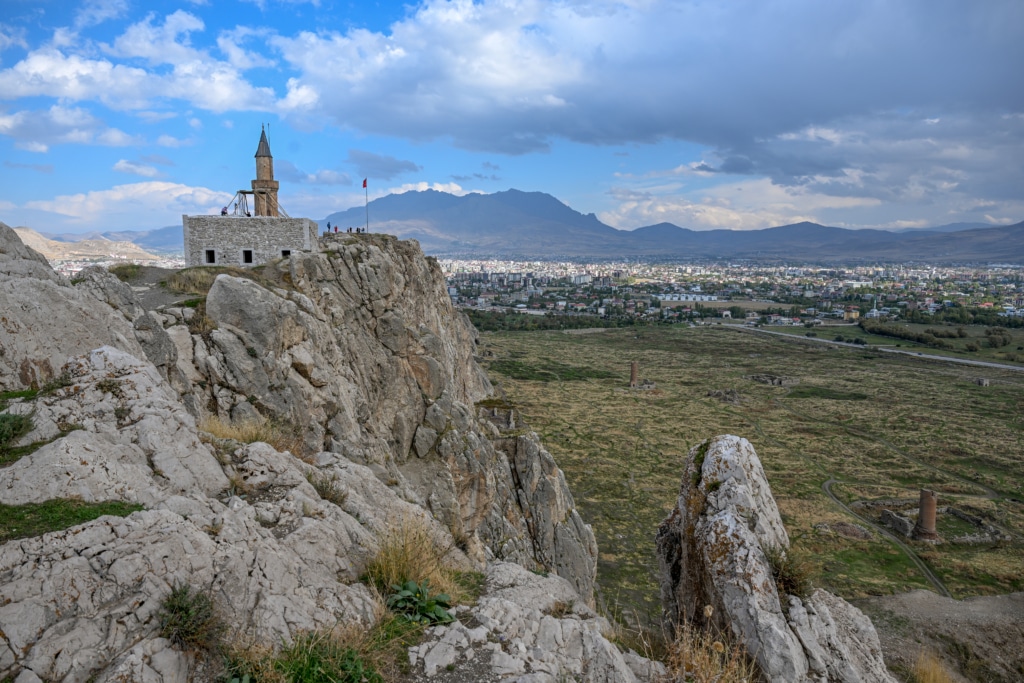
[0,0,1022,235]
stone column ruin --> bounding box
[912,489,939,541]
[629,361,639,388]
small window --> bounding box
[205,249,216,264]
[281,249,291,258]
[242,249,254,264]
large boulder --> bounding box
[657,435,896,683]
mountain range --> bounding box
[324,189,1024,263]
[16,189,1024,263]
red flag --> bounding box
[362,178,367,188]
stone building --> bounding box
[182,129,319,267]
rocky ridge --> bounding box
[657,435,896,683]
[0,226,611,682]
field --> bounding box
[477,325,1024,624]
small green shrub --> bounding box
[386,580,455,625]
[306,470,347,506]
[764,545,812,598]
[159,583,223,651]
[0,413,33,452]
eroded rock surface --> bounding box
[184,236,596,601]
[0,230,600,681]
[657,435,896,683]
[408,562,664,683]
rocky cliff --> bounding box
[0,227,610,682]
[657,435,896,683]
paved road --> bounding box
[731,326,1024,373]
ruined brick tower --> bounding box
[252,127,280,217]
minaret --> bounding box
[252,127,280,217]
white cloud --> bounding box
[0,104,138,151]
[216,27,276,70]
[0,24,28,54]
[157,134,191,147]
[24,181,232,223]
[113,159,160,177]
[600,177,880,230]
[75,0,130,29]
[389,181,468,196]
[106,11,206,65]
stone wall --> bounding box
[182,215,319,267]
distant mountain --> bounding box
[13,227,162,261]
[41,226,183,254]
[324,189,1024,262]
[889,221,994,234]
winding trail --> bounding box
[822,478,951,598]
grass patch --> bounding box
[0,389,38,410]
[785,385,869,401]
[107,263,141,282]
[362,515,463,604]
[913,650,954,683]
[0,499,142,543]
[665,620,758,683]
[227,614,422,683]
[478,325,1024,619]
[488,358,615,382]
[199,415,305,458]
[165,265,290,297]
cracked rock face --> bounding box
[657,435,896,683]
[0,226,145,389]
[0,229,600,681]
[184,236,597,602]
[407,562,665,683]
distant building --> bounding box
[182,128,319,267]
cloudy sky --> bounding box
[0,0,1022,234]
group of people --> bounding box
[326,222,367,234]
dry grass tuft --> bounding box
[199,415,305,457]
[362,514,463,603]
[913,650,955,683]
[165,265,290,297]
[665,620,758,683]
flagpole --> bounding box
[364,179,369,233]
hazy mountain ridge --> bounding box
[325,189,1024,262]
[10,226,162,262]
[9,190,1022,262]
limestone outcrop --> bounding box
[408,562,665,682]
[657,435,896,682]
[181,236,596,601]
[0,229,602,681]
[0,225,144,389]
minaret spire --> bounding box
[252,126,279,216]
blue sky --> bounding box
[0,0,1022,234]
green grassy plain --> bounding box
[770,321,1024,365]
[479,325,1024,622]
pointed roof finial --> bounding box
[255,126,272,158]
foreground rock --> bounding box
[408,562,664,683]
[0,229,599,681]
[657,435,896,683]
